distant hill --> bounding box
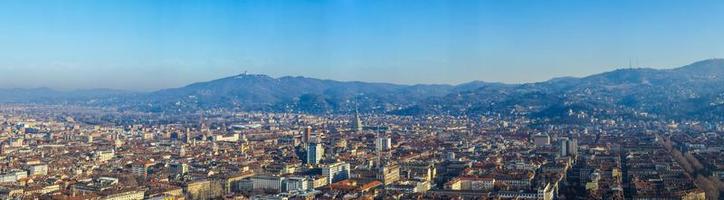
[135,74,499,113]
[1,59,722,121]
[399,59,724,121]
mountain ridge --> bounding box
[1,59,722,121]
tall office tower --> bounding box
[559,138,579,157]
[559,139,569,157]
[303,126,312,145]
[376,136,392,152]
[306,142,324,164]
[322,162,351,184]
[569,138,578,156]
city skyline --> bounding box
[1,1,724,90]
[0,1,721,199]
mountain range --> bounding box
[1,59,723,122]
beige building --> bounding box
[377,164,400,185]
[101,190,145,200]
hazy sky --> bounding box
[1,0,723,91]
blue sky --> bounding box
[0,0,723,91]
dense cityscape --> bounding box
[0,103,720,200]
[2,1,724,200]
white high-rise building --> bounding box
[307,142,324,164]
[322,162,351,184]
[376,136,392,151]
[569,138,578,156]
[559,138,578,157]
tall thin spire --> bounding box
[352,104,363,132]
[199,112,211,142]
[199,113,205,130]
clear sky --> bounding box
[1,0,723,91]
